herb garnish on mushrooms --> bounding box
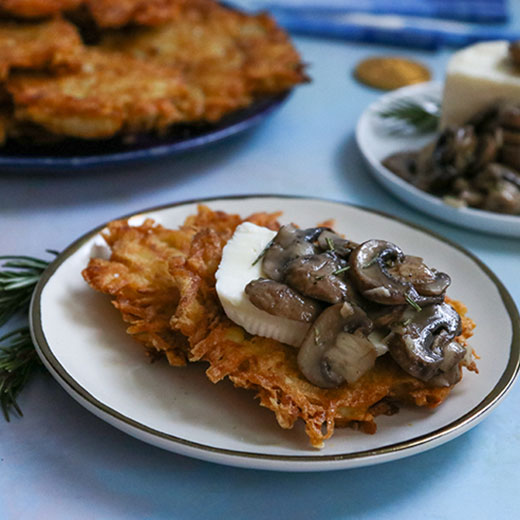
[243,225,466,389]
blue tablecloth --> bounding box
[233,0,517,48]
[241,0,508,22]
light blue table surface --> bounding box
[1,28,520,520]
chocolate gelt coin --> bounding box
[354,57,431,90]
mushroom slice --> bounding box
[245,278,322,322]
[382,151,418,183]
[297,302,375,388]
[349,240,450,306]
[262,224,320,281]
[366,303,408,328]
[386,303,465,384]
[316,228,357,258]
[284,251,351,304]
[388,255,451,297]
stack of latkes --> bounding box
[0,0,308,145]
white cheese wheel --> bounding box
[441,41,520,128]
[215,222,311,347]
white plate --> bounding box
[29,195,519,471]
[356,82,520,238]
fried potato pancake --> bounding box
[82,206,476,448]
[0,18,82,80]
[100,0,308,121]
[82,207,280,364]
[6,47,204,139]
[0,0,182,26]
[0,0,80,18]
[0,0,306,140]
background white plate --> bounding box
[356,82,520,238]
[30,196,519,471]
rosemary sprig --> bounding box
[251,239,273,266]
[0,252,56,421]
[332,266,350,276]
[325,237,335,252]
[377,97,440,134]
[405,294,422,313]
[0,252,57,327]
[0,327,42,421]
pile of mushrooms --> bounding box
[246,225,466,389]
[383,42,520,215]
[383,102,520,215]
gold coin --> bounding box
[354,57,431,90]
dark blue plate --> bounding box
[0,91,290,172]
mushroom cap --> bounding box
[349,240,450,306]
[245,278,322,323]
[262,224,320,281]
[284,251,351,304]
[297,302,373,388]
[386,302,464,383]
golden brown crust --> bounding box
[0,18,82,80]
[82,206,476,448]
[0,0,81,18]
[0,0,307,142]
[84,0,185,28]
[99,0,308,121]
[0,0,183,26]
[6,47,204,139]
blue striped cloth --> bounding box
[230,0,516,49]
[246,1,508,23]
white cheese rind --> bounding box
[441,41,520,128]
[215,222,310,347]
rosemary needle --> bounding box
[251,239,273,266]
[377,97,440,135]
[0,327,42,421]
[332,266,350,275]
[0,252,56,327]
[405,294,422,312]
[0,252,57,421]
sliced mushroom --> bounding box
[452,178,485,208]
[386,303,465,384]
[297,302,374,388]
[434,126,477,172]
[474,163,520,190]
[245,278,322,322]
[389,255,451,297]
[483,180,520,214]
[316,229,357,259]
[284,251,351,304]
[349,240,450,306]
[365,302,407,328]
[474,164,520,214]
[262,224,320,281]
[382,151,418,183]
[415,126,477,192]
[471,129,502,172]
